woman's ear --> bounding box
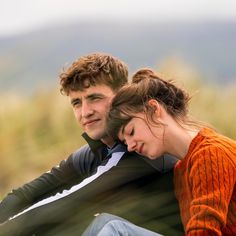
[148,99,161,117]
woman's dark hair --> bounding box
[107,68,191,140]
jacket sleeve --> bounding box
[0,144,95,223]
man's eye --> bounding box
[72,101,81,107]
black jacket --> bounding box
[0,134,183,235]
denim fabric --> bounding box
[82,213,162,236]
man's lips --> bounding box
[83,119,100,126]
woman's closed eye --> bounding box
[130,128,134,136]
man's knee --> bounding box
[95,213,120,223]
[82,213,123,236]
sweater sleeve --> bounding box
[186,146,236,236]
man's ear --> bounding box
[148,99,161,117]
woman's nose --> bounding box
[126,139,136,152]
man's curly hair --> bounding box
[60,53,128,95]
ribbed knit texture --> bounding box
[174,128,236,236]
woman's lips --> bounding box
[138,143,144,154]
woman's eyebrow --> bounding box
[121,124,127,135]
[118,125,127,142]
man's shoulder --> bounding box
[124,152,178,172]
[72,144,92,157]
[71,144,105,176]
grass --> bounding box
[0,71,236,198]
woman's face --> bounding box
[118,112,165,159]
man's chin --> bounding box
[86,132,104,141]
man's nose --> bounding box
[81,101,94,118]
[126,139,136,152]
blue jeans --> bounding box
[82,213,162,236]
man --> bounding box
[0,53,183,235]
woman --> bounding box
[93,68,236,236]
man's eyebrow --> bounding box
[70,93,104,105]
[71,98,80,105]
[87,93,105,98]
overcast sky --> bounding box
[0,0,236,36]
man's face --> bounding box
[69,84,116,141]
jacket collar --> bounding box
[82,132,127,154]
[82,132,105,153]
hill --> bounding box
[0,20,235,94]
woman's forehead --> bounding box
[117,122,130,139]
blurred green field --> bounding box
[0,65,236,198]
[0,88,86,197]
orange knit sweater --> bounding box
[174,128,236,236]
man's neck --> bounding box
[101,136,116,148]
